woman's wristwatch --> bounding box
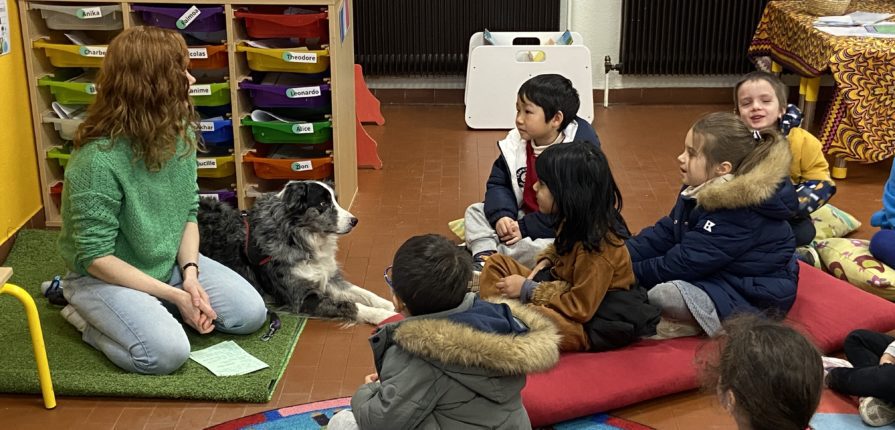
[181,262,200,276]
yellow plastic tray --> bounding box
[236,45,329,73]
[196,154,235,178]
[34,40,106,68]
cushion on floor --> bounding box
[523,262,895,427]
[815,238,895,301]
[812,204,861,241]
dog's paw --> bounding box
[355,303,398,326]
[370,295,395,312]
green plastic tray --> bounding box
[38,75,96,104]
[241,117,332,144]
[190,82,230,107]
[47,147,71,167]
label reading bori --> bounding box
[199,121,215,132]
[291,160,313,172]
[85,84,97,95]
[285,86,321,98]
[291,123,314,134]
[176,6,201,30]
[76,7,103,19]
[79,46,107,57]
[189,85,212,97]
[199,193,219,201]
[282,51,318,63]
[197,158,217,169]
[188,48,209,59]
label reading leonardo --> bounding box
[79,46,107,57]
[291,160,313,172]
[188,48,209,59]
[282,51,318,63]
[291,123,314,134]
[285,86,322,98]
[189,85,212,96]
[176,5,201,30]
[76,7,103,19]
[199,193,219,201]
[196,158,217,169]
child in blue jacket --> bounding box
[464,74,600,273]
[627,112,799,338]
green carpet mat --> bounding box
[0,229,305,402]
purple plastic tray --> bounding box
[198,189,236,206]
[239,80,331,109]
[132,5,225,32]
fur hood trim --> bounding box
[393,299,560,375]
[697,138,792,211]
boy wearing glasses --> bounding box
[328,234,560,430]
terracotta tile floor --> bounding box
[1,104,889,429]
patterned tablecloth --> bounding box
[748,0,895,163]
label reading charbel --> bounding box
[189,85,212,96]
[188,48,209,59]
[197,158,218,169]
[285,86,322,98]
[282,51,318,63]
[176,5,201,30]
[79,46,107,57]
[291,160,313,172]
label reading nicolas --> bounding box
[291,160,313,172]
[188,48,209,59]
[189,85,212,96]
[285,86,322,98]
[291,123,314,134]
[176,5,201,30]
[196,158,217,169]
[281,51,318,63]
[76,7,103,19]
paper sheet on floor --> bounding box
[189,341,270,376]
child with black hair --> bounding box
[627,112,799,338]
[328,234,560,430]
[826,329,895,427]
[465,73,601,275]
[479,141,658,353]
[699,314,823,430]
[735,71,836,260]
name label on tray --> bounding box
[199,193,219,201]
[76,7,103,19]
[286,86,322,98]
[282,51,317,63]
[291,160,313,172]
[199,121,215,132]
[79,46,107,57]
[189,85,212,96]
[85,84,97,95]
[188,48,209,59]
[176,5,201,30]
[291,123,314,134]
[197,158,217,169]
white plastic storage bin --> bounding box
[31,4,123,31]
[464,31,593,129]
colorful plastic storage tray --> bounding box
[239,75,331,109]
[34,40,106,68]
[235,9,327,40]
[43,113,83,141]
[189,44,227,69]
[196,154,235,178]
[198,189,237,206]
[199,117,233,143]
[190,82,230,107]
[244,152,333,180]
[241,117,332,144]
[131,5,225,32]
[236,45,329,73]
[31,4,123,31]
[38,74,96,105]
[47,147,71,168]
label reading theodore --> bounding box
[291,123,314,134]
[189,85,212,96]
[199,121,215,132]
[291,160,313,172]
[285,86,321,98]
[282,51,317,63]
[197,158,217,169]
[79,46,107,57]
[76,7,103,19]
[188,48,209,59]
[176,5,201,30]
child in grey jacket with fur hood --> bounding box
[328,234,561,430]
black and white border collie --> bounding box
[197,180,396,325]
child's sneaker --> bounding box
[468,251,495,293]
[821,356,852,379]
[859,397,895,427]
[650,318,703,339]
[60,305,87,333]
[40,276,69,306]
[795,245,821,269]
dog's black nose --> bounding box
[350,217,359,226]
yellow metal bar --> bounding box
[832,157,848,180]
[0,282,56,409]
[805,77,821,102]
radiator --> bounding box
[354,0,561,76]
[620,0,770,75]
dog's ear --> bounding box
[282,182,309,213]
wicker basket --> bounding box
[803,0,852,16]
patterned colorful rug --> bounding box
[206,397,655,430]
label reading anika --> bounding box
[79,46,107,57]
[282,51,318,63]
[76,7,103,19]
[188,48,209,59]
[285,86,322,98]
[176,6,201,30]
[199,121,215,132]
[291,123,314,134]
[199,193,219,201]
[196,158,217,169]
[291,160,313,172]
[189,85,212,96]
